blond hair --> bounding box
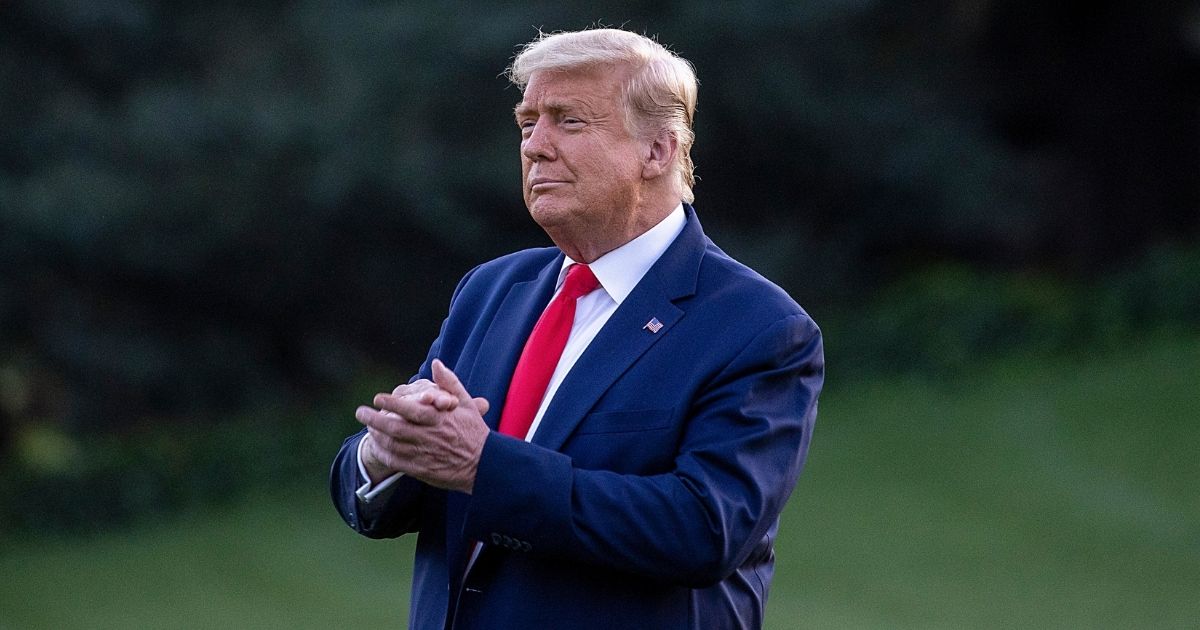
[507,28,699,203]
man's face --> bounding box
[515,67,647,239]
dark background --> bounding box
[1,0,1197,534]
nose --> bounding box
[521,118,556,162]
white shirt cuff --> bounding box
[355,434,405,503]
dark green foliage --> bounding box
[0,396,357,536]
[830,243,1200,378]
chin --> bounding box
[528,200,577,228]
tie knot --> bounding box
[561,264,600,301]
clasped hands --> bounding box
[356,359,491,494]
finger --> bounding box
[373,394,441,427]
[431,359,473,406]
[472,397,490,415]
[419,389,460,412]
[393,379,434,396]
[358,403,431,435]
[357,405,404,435]
[373,392,424,417]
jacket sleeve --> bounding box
[460,312,823,587]
[329,429,430,538]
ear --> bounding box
[641,129,678,181]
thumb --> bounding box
[472,397,490,416]
[431,359,472,406]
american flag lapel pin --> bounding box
[643,317,663,333]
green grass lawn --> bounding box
[768,331,1200,629]
[2,333,1197,629]
[0,482,415,629]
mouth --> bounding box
[529,177,568,193]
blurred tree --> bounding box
[977,1,1199,263]
[0,0,1196,466]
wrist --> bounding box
[361,434,397,484]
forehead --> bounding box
[515,67,628,113]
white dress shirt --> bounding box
[357,204,686,501]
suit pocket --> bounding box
[573,408,674,435]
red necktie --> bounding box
[498,263,600,439]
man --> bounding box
[331,28,823,630]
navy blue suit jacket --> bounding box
[331,205,823,629]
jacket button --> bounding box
[491,533,502,545]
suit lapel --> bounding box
[448,253,562,594]
[531,206,706,452]
[531,274,683,451]
[464,254,564,430]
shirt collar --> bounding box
[560,203,686,305]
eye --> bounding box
[562,117,583,126]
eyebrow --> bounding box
[513,99,591,121]
[513,102,535,120]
